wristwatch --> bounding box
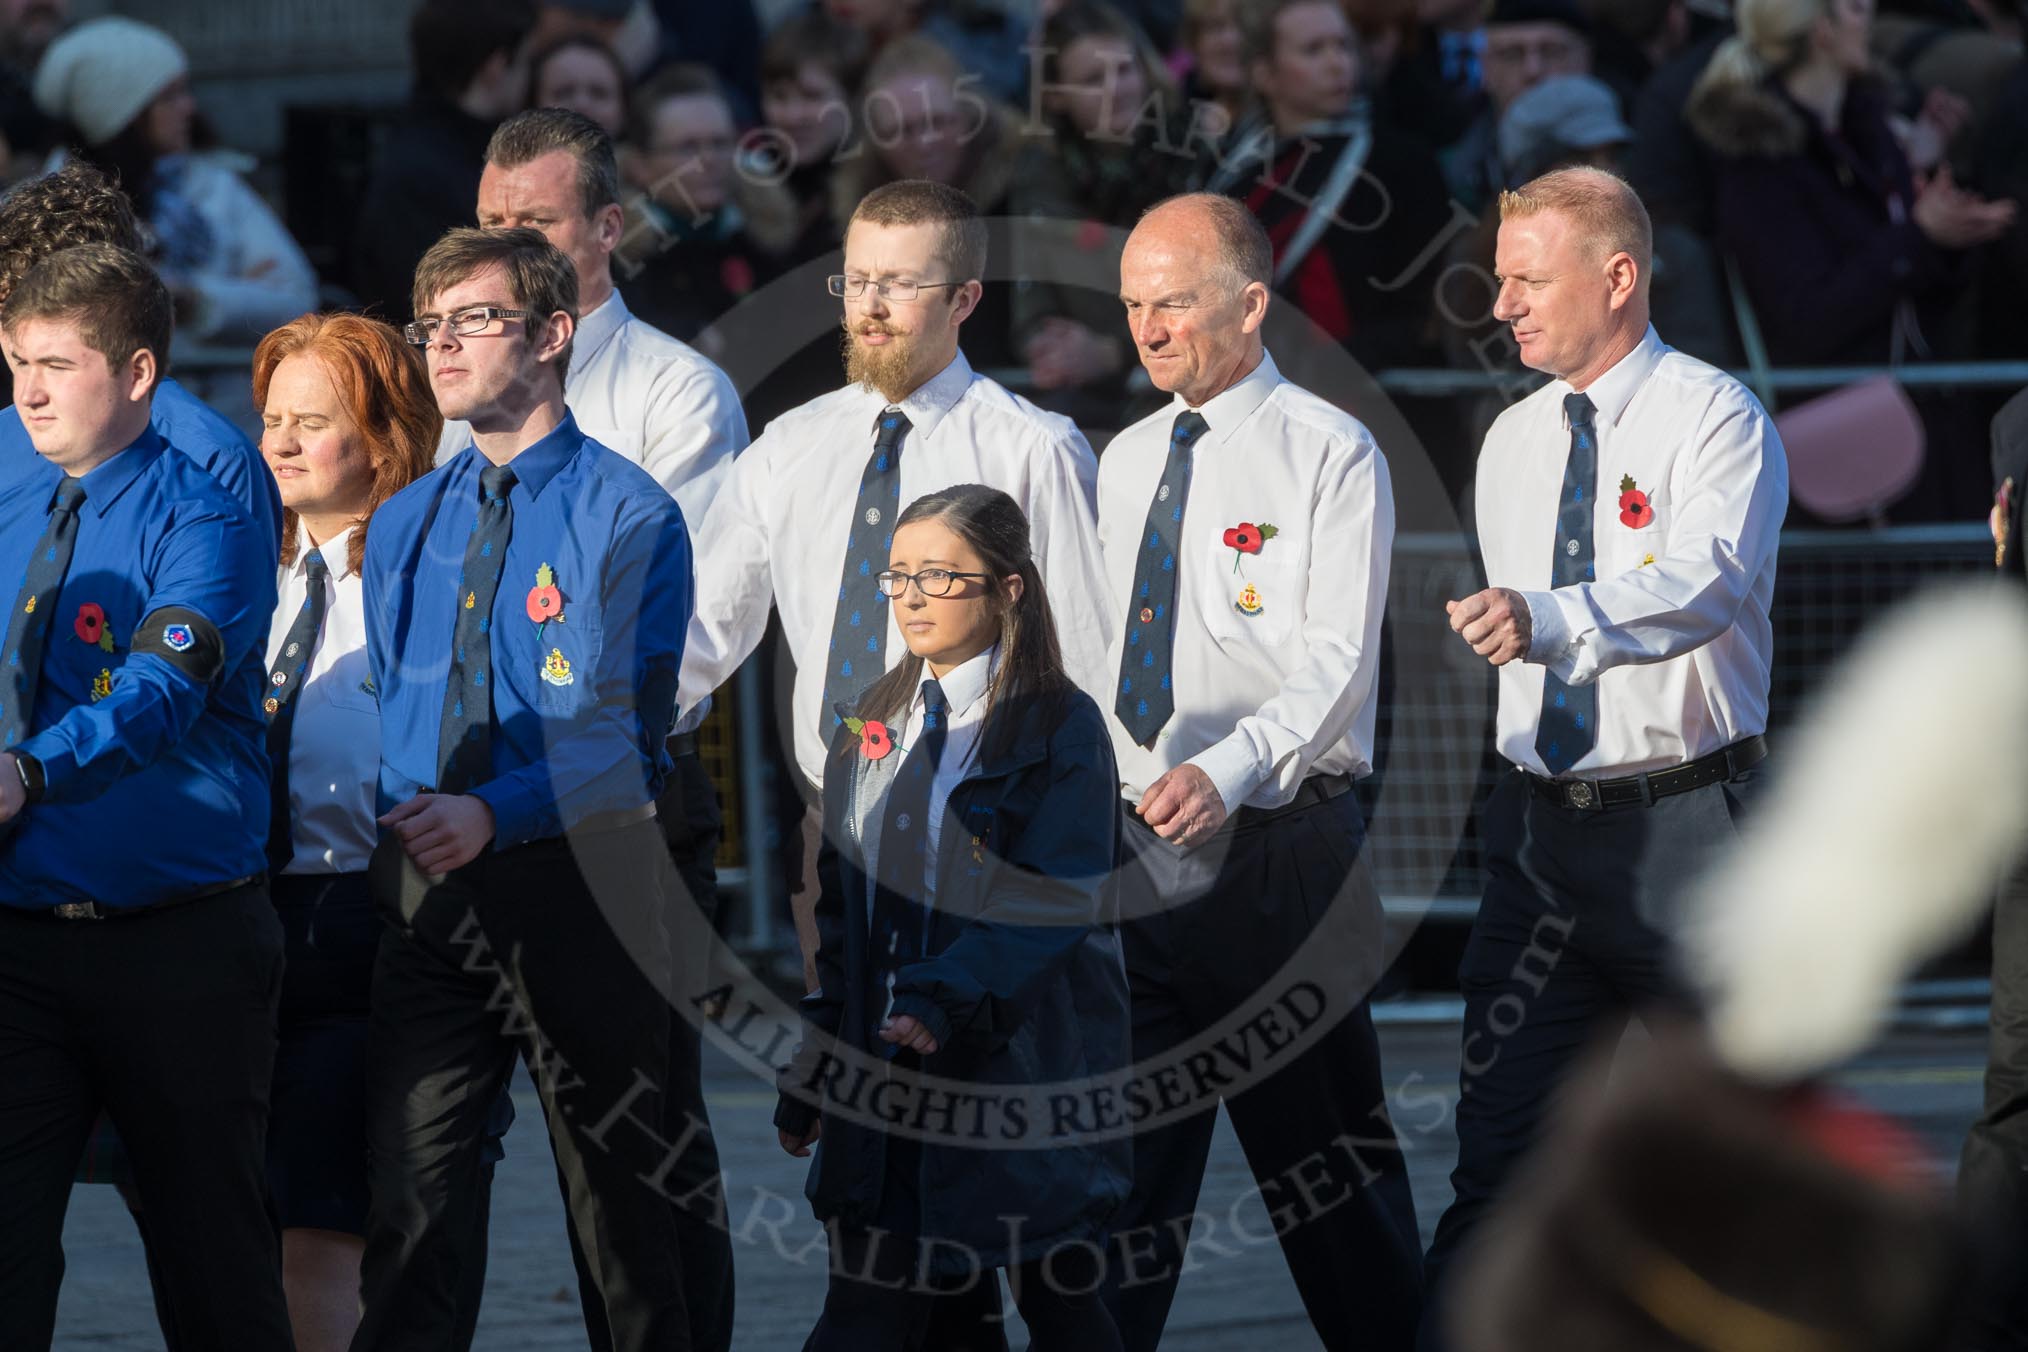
[11,751,42,804]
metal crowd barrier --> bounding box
[159,341,2020,952]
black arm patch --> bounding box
[132,607,227,684]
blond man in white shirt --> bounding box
[1094,193,1421,1352]
[1420,167,1786,1349]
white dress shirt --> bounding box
[848,646,996,930]
[267,525,380,875]
[681,351,1112,789]
[1476,326,1788,778]
[1097,350,1395,815]
[438,288,748,733]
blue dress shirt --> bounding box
[0,427,275,909]
[363,412,693,850]
[0,377,283,565]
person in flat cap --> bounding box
[31,16,316,344]
[1443,0,1599,210]
[1496,72,1631,187]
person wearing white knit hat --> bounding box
[31,15,316,344]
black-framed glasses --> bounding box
[875,568,992,598]
[827,275,964,302]
[403,306,532,346]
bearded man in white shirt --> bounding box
[1094,192,1421,1352]
[680,178,1113,987]
[1419,166,1787,1350]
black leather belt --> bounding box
[27,874,263,923]
[668,732,699,758]
[1258,772,1355,819]
[1528,735,1767,811]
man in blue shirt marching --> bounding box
[353,227,697,1352]
[0,244,290,1350]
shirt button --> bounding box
[1565,539,1580,556]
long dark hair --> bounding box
[854,484,1071,766]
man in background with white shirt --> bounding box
[1095,192,1421,1352]
[1419,167,1786,1350]
[457,106,745,1352]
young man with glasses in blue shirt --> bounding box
[353,226,696,1352]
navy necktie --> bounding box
[824,408,910,730]
[437,464,516,795]
[0,475,87,750]
[1537,392,1598,776]
[1116,410,1205,747]
[871,678,947,1051]
[265,548,329,875]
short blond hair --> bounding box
[1500,166,1652,292]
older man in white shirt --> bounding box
[1419,167,1787,1351]
[679,178,1112,976]
[1094,193,1420,1352]
[446,107,748,1352]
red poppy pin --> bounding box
[1222,521,1279,572]
[73,602,114,653]
[526,562,565,629]
[1618,476,1654,530]
[843,717,894,760]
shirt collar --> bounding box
[1561,326,1665,429]
[1174,348,1281,446]
[490,409,583,500]
[918,643,996,720]
[873,350,975,444]
[76,423,167,517]
[295,524,355,582]
[574,289,629,371]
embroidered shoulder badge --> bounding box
[161,623,194,652]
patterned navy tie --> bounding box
[822,407,910,727]
[871,678,947,1054]
[436,464,516,795]
[1116,410,1205,747]
[1536,392,1598,776]
[265,548,328,875]
[0,475,87,750]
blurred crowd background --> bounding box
[0,0,2021,531]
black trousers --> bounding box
[0,883,292,1352]
[1961,849,2028,1350]
[1101,791,1423,1352]
[1416,765,1757,1351]
[811,1137,1122,1352]
[353,820,691,1352]
[573,748,736,1352]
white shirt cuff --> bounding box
[1521,587,1580,676]
[1187,735,1263,820]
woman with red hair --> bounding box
[250,312,439,1352]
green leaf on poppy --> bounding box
[1619,474,1638,494]
[1256,523,1279,541]
[98,628,115,653]
[535,562,555,589]
[843,717,865,736]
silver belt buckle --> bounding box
[1564,779,1597,810]
[52,901,101,921]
